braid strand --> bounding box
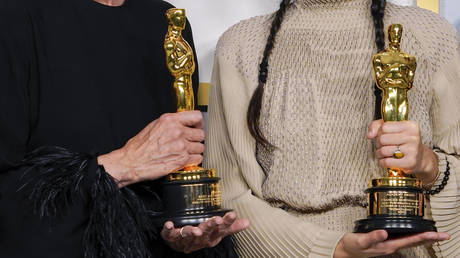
[371,0,387,119]
[247,0,291,147]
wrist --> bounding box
[97,149,135,188]
[417,146,439,185]
[334,239,352,258]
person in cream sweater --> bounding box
[205,0,460,257]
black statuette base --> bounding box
[156,169,231,227]
[354,217,437,238]
[153,209,231,227]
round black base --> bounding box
[354,217,436,238]
[152,209,232,227]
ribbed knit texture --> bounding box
[204,0,460,257]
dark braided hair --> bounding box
[371,0,387,119]
[247,0,387,146]
[247,0,292,148]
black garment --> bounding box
[0,0,234,257]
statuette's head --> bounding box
[166,8,187,30]
[388,24,403,49]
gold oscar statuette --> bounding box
[154,8,230,227]
[354,24,436,236]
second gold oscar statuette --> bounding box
[354,24,436,236]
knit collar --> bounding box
[295,0,370,8]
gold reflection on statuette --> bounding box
[372,24,416,123]
[165,8,196,112]
[372,24,417,178]
[165,8,201,172]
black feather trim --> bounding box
[20,146,91,218]
[20,146,154,258]
[83,163,153,258]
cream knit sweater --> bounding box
[204,0,460,257]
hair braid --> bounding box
[247,0,388,145]
[371,0,387,119]
[247,0,292,147]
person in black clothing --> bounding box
[0,0,249,257]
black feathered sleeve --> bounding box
[0,6,153,258]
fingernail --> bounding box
[440,233,450,240]
[193,229,202,236]
[367,131,374,139]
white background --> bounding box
[440,0,460,33]
[166,0,459,84]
